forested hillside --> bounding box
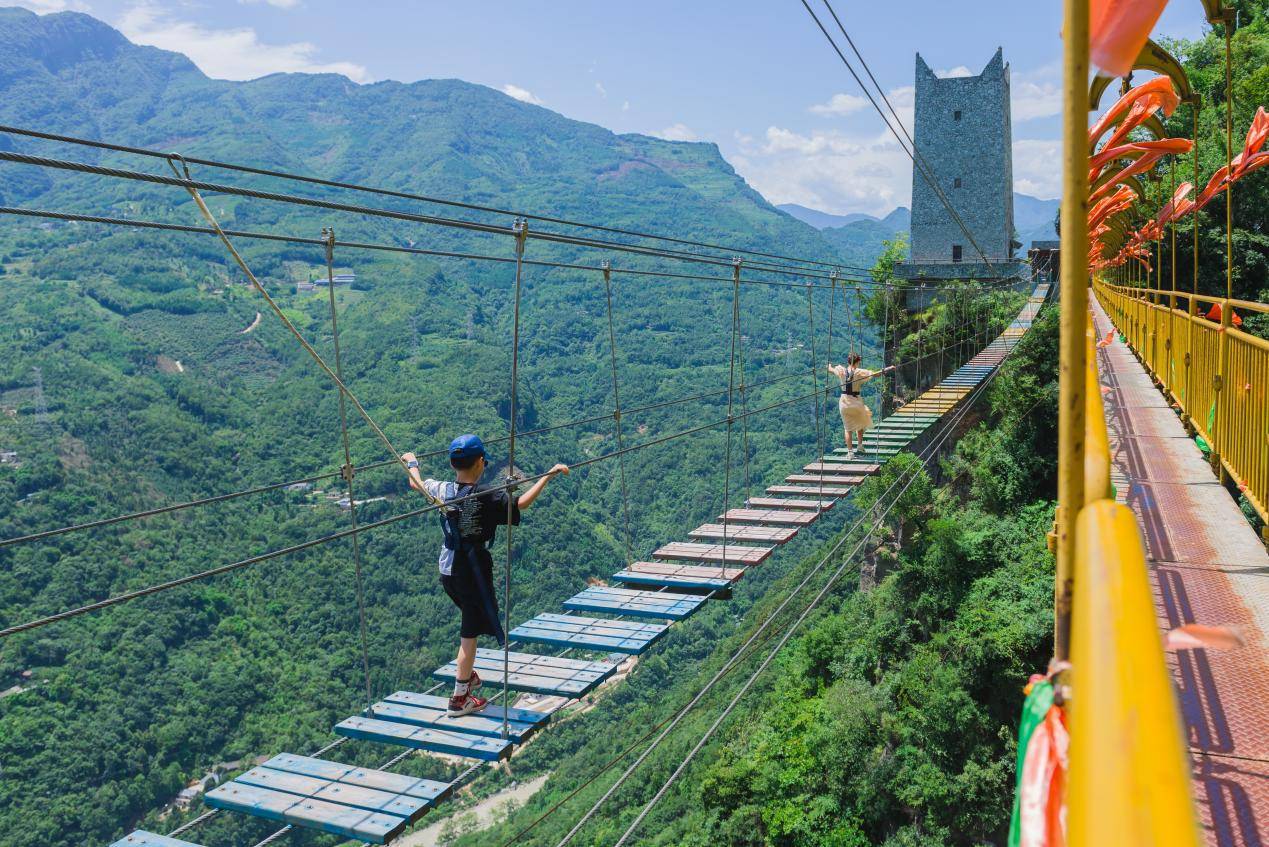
[0,7,912,847]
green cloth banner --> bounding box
[1009,678,1055,847]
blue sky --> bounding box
[18,0,1213,216]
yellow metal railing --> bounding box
[1067,303,1201,847]
[1068,500,1200,846]
[1093,279,1269,528]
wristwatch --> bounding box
[406,460,419,469]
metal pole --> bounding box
[1169,157,1177,395]
[1186,102,1199,428]
[1212,13,1234,477]
[1055,0,1089,663]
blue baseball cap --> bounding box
[449,434,489,463]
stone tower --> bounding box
[905,48,1018,273]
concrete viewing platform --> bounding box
[1093,297,1269,847]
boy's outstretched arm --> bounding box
[517,463,569,509]
[401,451,446,505]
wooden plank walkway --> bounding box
[110,834,205,847]
[233,766,431,820]
[690,523,798,542]
[717,508,818,526]
[264,754,452,803]
[803,461,874,475]
[335,716,513,760]
[786,472,877,484]
[564,585,706,620]
[613,561,743,591]
[767,484,853,496]
[431,648,618,697]
[652,541,772,565]
[369,692,550,742]
[204,781,409,843]
[510,613,669,654]
[1093,296,1269,847]
[746,496,834,510]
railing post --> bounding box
[1054,0,1089,664]
[1212,8,1235,483]
[1183,100,1200,430]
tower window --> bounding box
[953,110,962,121]
[953,177,962,188]
[952,245,963,263]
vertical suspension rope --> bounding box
[881,282,891,418]
[601,262,634,568]
[821,275,836,505]
[323,227,374,710]
[502,218,528,741]
[719,259,742,578]
[738,281,752,507]
[806,283,824,513]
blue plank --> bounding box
[432,648,619,697]
[234,766,429,821]
[371,691,550,743]
[204,781,407,844]
[110,832,205,847]
[262,754,451,804]
[563,585,706,620]
[335,716,512,760]
[510,612,668,654]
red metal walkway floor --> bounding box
[1093,297,1269,847]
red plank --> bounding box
[717,508,818,526]
[653,542,772,565]
[690,523,798,543]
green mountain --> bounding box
[819,208,911,269]
[0,8,893,847]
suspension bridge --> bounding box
[1,0,1267,844]
[0,118,1041,847]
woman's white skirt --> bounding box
[839,394,873,432]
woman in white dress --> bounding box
[828,353,895,458]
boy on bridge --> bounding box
[402,434,569,716]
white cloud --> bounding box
[10,0,90,11]
[937,65,975,78]
[1011,63,1061,122]
[731,124,911,219]
[653,123,699,142]
[239,0,301,8]
[594,81,607,98]
[117,3,370,82]
[1013,139,1062,198]
[808,92,868,117]
[621,100,630,112]
[501,84,544,105]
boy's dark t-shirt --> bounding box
[421,478,520,642]
[420,478,521,574]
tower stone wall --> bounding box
[906,48,1017,267]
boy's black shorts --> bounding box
[440,556,502,640]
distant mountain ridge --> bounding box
[776,203,876,229]
[781,193,1059,250]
